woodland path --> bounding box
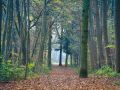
[0,66,120,90]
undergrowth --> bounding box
[95,66,120,77]
[0,59,50,82]
[70,65,120,78]
[0,60,25,82]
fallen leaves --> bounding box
[0,66,120,90]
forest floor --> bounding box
[0,66,120,90]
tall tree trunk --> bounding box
[103,0,112,67]
[70,54,73,66]
[94,0,105,68]
[0,0,2,63]
[59,41,62,66]
[79,0,90,78]
[31,28,41,58]
[21,0,27,65]
[39,0,47,64]
[2,14,8,56]
[115,0,120,73]
[25,0,30,79]
[27,0,30,63]
[5,0,13,60]
[65,54,68,67]
[48,28,52,69]
[59,27,63,66]
[111,0,116,69]
[35,0,47,72]
[88,0,98,70]
[15,0,23,64]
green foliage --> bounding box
[96,66,120,77]
[0,60,24,82]
[105,44,115,49]
[27,63,35,76]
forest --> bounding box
[0,0,120,90]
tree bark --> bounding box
[0,0,2,63]
[115,0,120,72]
[70,54,73,66]
[94,0,105,68]
[5,0,13,60]
[79,0,90,78]
[59,27,63,66]
[65,54,68,67]
[88,0,98,70]
[48,28,52,69]
[103,0,112,67]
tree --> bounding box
[88,0,98,70]
[79,0,90,78]
[48,26,52,69]
[94,0,105,68]
[103,0,112,67]
[34,0,48,72]
[5,0,13,60]
[59,27,63,66]
[115,0,120,73]
[25,0,30,79]
[0,0,2,64]
[64,37,70,67]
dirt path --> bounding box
[0,66,120,90]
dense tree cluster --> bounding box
[0,0,120,81]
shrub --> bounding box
[0,60,25,82]
[27,63,35,76]
[96,66,120,77]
